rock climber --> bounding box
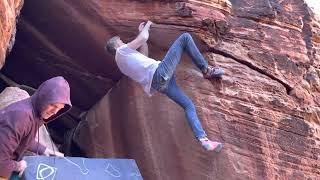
[105,20,224,152]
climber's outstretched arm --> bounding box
[127,21,153,50]
[137,22,149,56]
[138,41,148,56]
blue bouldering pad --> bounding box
[22,156,143,180]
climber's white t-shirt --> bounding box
[115,44,160,96]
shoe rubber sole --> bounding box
[214,143,223,153]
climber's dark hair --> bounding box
[105,36,120,55]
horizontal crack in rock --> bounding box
[208,47,293,94]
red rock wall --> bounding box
[70,0,320,180]
[0,0,23,69]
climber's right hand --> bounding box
[138,22,145,32]
[146,20,153,28]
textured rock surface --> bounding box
[1,0,320,179]
[69,0,319,180]
[0,86,29,109]
[0,0,23,69]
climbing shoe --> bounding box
[203,66,224,79]
[199,137,223,152]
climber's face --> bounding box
[41,103,65,120]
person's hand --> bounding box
[17,160,27,177]
[138,22,145,32]
[44,148,64,158]
[146,20,153,27]
[52,151,64,157]
[139,21,153,32]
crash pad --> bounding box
[22,156,143,180]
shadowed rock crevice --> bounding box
[208,47,293,94]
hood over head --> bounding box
[31,76,72,122]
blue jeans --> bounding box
[151,33,208,139]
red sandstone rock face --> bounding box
[69,0,319,179]
[0,0,23,69]
[1,0,320,179]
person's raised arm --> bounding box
[139,43,149,56]
[137,22,149,56]
[127,21,153,50]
